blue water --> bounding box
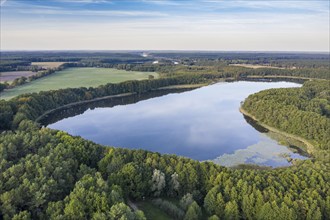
[48,81,306,167]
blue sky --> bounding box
[1,0,329,51]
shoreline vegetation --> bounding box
[35,84,208,123]
[35,92,136,123]
[2,75,318,160]
[33,75,302,123]
[35,76,313,168]
[155,83,208,90]
[239,107,314,159]
[241,79,330,162]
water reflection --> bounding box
[47,81,306,167]
[39,89,192,125]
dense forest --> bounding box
[242,80,330,152]
[0,52,329,219]
[0,123,329,219]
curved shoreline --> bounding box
[36,92,137,122]
[35,75,317,153]
[35,77,309,126]
[36,84,209,123]
[239,107,315,155]
[34,80,317,168]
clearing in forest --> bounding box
[31,62,67,69]
[229,64,292,69]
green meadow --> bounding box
[0,67,158,100]
[137,201,172,220]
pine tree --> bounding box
[215,192,225,217]
[208,215,220,220]
[242,193,255,220]
[306,203,322,220]
[224,201,239,220]
[204,186,218,215]
[184,202,202,220]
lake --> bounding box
[46,81,307,167]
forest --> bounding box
[242,80,330,152]
[0,52,329,220]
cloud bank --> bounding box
[1,0,329,51]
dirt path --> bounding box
[127,199,138,211]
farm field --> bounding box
[31,62,67,69]
[0,71,38,83]
[0,67,158,100]
[229,63,292,69]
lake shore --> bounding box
[36,84,207,123]
[239,107,315,156]
[36,92,136,122]
[155,83,208,90]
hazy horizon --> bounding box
[1,0,329,52]
[1,49,329,53]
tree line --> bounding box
[0,75,218,130]
[242,80,330,152]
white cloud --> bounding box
[0,0,7,6]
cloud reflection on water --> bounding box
[49,81,304,167]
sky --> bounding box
[0,0,329,51]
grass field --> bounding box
[0,67,158,100]
[229,64,288,69]
[137,201,172,220]
[31,62,66,69]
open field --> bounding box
[31,62,67,69]
[0,71,39,83]
[229,63,295,69]
[0,67,158,100]
[137,201,172,220]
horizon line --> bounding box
[1,49,329,54]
